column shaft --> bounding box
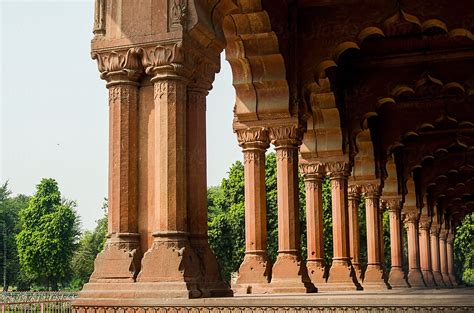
[419,217,435,286]
[387,199,409,288]
[447,232,457,286]
[325,161,361,291]
[430,225,445,286]
[405,212,426,287]
[439,229,451,286]
[234,128,271,294]
[362,185,387,289]
[301,163,326,288]
[186,88,231,297]
[348,186,361,279]
[268,126,314,293]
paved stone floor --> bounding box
[74,288,474,312]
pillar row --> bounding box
[268,126,314,293]
[386,198,409,288]
[362,184,388,289]
[325,161,361,291]
[233,128,272,294]
[300,162,326,289]
[404,211,426,288]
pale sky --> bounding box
[0,0,241,230]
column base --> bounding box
[432,271,445,287]
[190,238,233,297]
[325,259,362,291]
[307,259,326,289]
[421,269,436,287]
[407,269,426,288]
[89,233,141,283]
[442,273,452,287]
[233,251,272,294]
[136,232,202,298]
[362,264,390,290]
[388,267,409,288]
[268,252,316,293]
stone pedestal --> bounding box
[419,217,436,287]
[430,224,445,287]
[361,184,389,290]
[325,161,361,291]
[348,185,362,280]
[268,126,315,293]
[386,199,409,288]
[234,128,272,294]
[405,212,426,288]
[301,162,326,289]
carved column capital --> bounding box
[439,228,448,240]
[384,198,402,213]
[326,161,351,180]
[347,184,361,200]
[269,125,303,147]
[418,216,432,231]
[446,232,454,244]
[430,222,440,236]
[92,48,143,87]
[361,183,381,198]
[299,162,325,180]
[139,41,189,81]
[235,127,270,151]
[403,211,419,224]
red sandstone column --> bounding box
[137,43,201,298]
[439,227,451,287]
[268,126,314,293]
[186,80,232,297]
[300,162,326,289]
[362,184,388,289]
[404,211,426,287]
[430,223,445,286]
[325,161,361,291]
[386,198,409,288]
[379,204,386,274]
[348,185,362,279]
[89,49,142,283]
[447,230,457,286]
[233,128,272,294]
[419,216,436,286]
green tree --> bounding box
[0,182,30,291]
[69,200,108,290]
[454,213,474,285]
[16,178,80,290]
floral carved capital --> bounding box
[92,48,143,85]
[140,42,187,79]
[326,161,351,179]
[269,125,303,147]
[418,216,432,230]
[403,211,419,224]
[385,198,402,212]
[348,184,361,199]
[430,222,440,236]
[362,183,381,198]
[299,162,325,179]
[235,128,270,149]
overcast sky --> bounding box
[0,0,241,230]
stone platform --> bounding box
[73,288,474,312]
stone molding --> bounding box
[93,0,106,36]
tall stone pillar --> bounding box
[362,184,388,289]
[446,231,457,287]
[300,162,326,288]
[386,198,409,288]
[268,126,314,293]
[404,211,426,288]
[137,42,201,298]
[348,185,362,279]
[379,203,386,274]
[439,227,451,287]
[325,160,361,291]
[186,66,232,297]
[419,216,436,286]
[233,128,272,294]
[88,49,142,285]
[430,223,445,286]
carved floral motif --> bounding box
[269,125,303,146]
[235,128,269,146]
